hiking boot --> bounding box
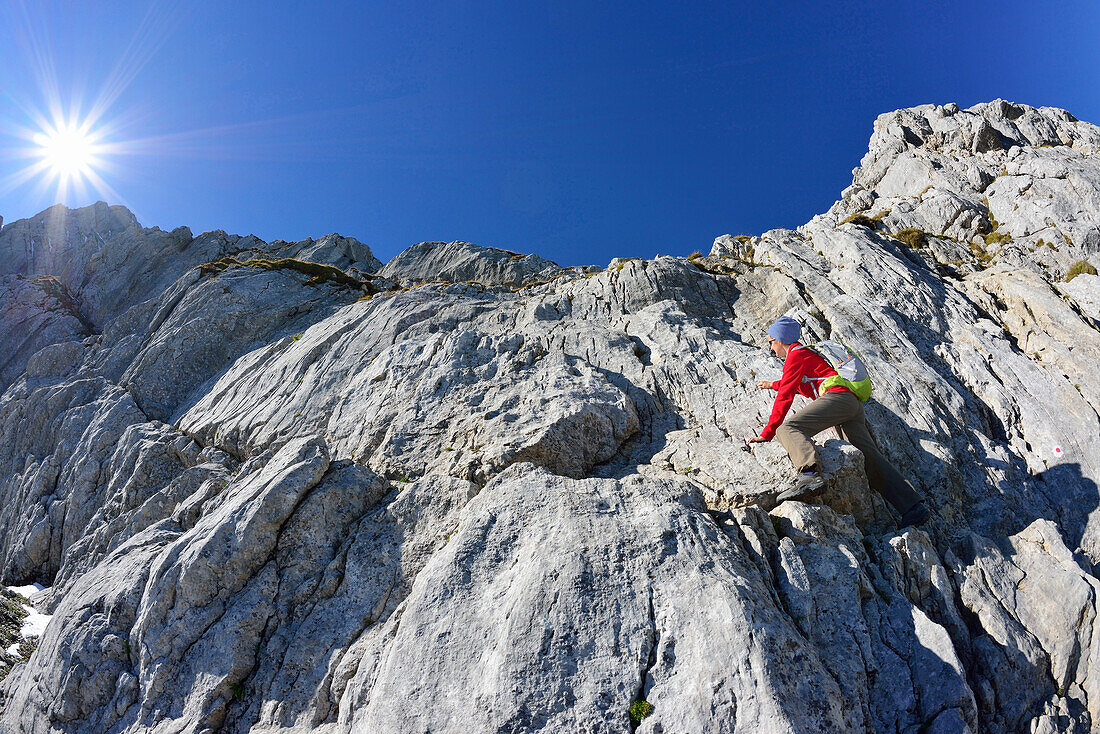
[776,472,825,503]
[899,502,931,528]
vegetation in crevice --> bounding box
[629,699,655,724]
[198,256,379,292]
[969,241,995,265]
[893,228,929,249]
[1066,260,1098,282]
[29,275,97,334]
[1,590,32,683]
[841,213,878,229]
[510,272,571,292]
[613,257,643,273]
[979,198,1011,246]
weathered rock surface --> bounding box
[0,276,89,393]
[0,201,384,396]
[115,265,364,422]
[821,100,1100,279]
[378,240,569,287]
[1,202,204,329]
[4,100,1100,732]
[261,234,384,275]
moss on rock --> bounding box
[1066,260,1098,282]
[629,699,655,724]
[893,228,928,248]
[841,213,878,229]
[199,256,379,292]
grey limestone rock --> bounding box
[1060,269,1100,317]
[7,100,1100,733]
[0,201,383,348]
[0,375,150,584]
[378,240,567,287]
[0,201,199,329]
[334,464,850,733]
[824,100,1100,273]
[117,263,364,422]
[261,233,384,274]
[0,275,89,393]
[176,280,643,483]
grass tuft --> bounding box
[629,699,655,724]
[1066,260,1098,282]
[970,241,995,264]
[199,256,378,293]
[841,213,877,229]
[893,228,928,249]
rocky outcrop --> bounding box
[378,240,571,287]
[114,264,365,422]
[0,202,384,398]
[3,101,1100,732]
[0,276,89,393]
[824,100,1100,278]
[261,234,384,276]
[1,202,202,329]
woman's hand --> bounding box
[756,380,774,389]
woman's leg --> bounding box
[837,404,923,513]
[775,393,860,473]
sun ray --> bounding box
[80,167,131,211]
[0,158,53,197]
[86,0,191,128]
[8,1,63,125]
[0,0,385,213]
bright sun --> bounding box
[4,112,122,203]
[33,124,98,179]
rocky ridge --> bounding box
[0,100,1099,732]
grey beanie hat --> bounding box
[767,316,801,344]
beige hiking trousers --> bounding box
[774,391,923,514]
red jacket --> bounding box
[760,342,851,441]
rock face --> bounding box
[0,276,89,393]
[2,100,1100,732]
[0,204,384,397]
[261,234,384,276]
[822,99,1100,277]
[378,240,570,287]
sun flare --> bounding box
[1,109,124,205]
[33,122,100,180]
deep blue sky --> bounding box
[2,1,1098,266]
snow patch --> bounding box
[6,583,45,598]
[5,585,52,640]
[21,609,51,638]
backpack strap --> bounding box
[790,345,829,395]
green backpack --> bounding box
[797,340,873,401]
